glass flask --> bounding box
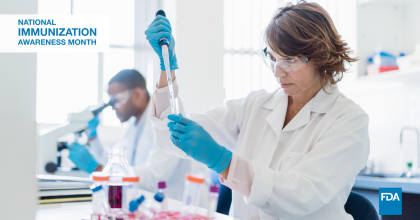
[102,147,135,209]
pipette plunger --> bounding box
[156,10,179,114]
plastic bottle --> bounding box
[92,172,110,196]
[91,185,110,220]
[91,172,110,220]
[157,181,168,211]
[207,184,220,218]
[102,147,135,209]
[128,195,145,213]
[122,176,140,213]
[150,192,165,214]
[182,174,205,216]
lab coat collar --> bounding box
[263,85,340,135]
[282,86,340,131]
[264,89,288,139]
[311,85,340,113]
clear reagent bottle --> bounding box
[102,147,135,210]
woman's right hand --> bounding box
[145,15,178,71]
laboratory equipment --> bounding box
[400,127,420,177]
[128,195,145,213]
[155,10,179,114]
[366,51,399,75]
[91,184,110,220]
[122,176,140,212]
[158,181,167,195]
[182,174,205,216]
[149,192,165,214]
[102,147,136,209]
[92,172,110,194]
[397,44,420,70]
[38,101,114,176]
[207,184,220,218]
[157,181,168,211]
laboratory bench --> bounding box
[353,175,420,220]
[36,188,235,220]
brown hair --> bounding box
[263,0,359,91]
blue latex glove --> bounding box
[87,115,99,139]
[167,114,232,174]
[68,142,99,174]
[145,15,178,70]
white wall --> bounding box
[342,82,420,173]
[352,1,420,173]
[402,0,420,55]
[0,0,38,219]
[175,0,225,114]
[357,3,404,75]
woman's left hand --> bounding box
[167,114,232,174]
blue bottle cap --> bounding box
[154,192,165,202]
[129,195,145,213]
[91,185,102,193]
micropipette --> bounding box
[156,10,179,114]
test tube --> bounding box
[207,184,220,218]
[182,174,205,216]
[171,97,179,115]
[158,181,168,211]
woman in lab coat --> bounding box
[146,1,369,220]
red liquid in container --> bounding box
[108,185,123,208]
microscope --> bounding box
[37,101,114,177]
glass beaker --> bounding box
[102,147,135,209]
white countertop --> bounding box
[36,189,235,220]
[354,175,420,194]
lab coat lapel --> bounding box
[282,99,313,132]
[275,86,341,168]
[264,90,288,140]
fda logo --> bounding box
[381,193,400,201]
[379,188,402,215]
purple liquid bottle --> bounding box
[108,185,123,208]
[102,147,135,210]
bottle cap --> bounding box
[129,195,145,212]
[91,185,103,193]
[210,183,220,193]
[123,176,140,182]
[186,174,205,184]
[92,172,109,181]
[154,192,165,202]
[158,181,166,189]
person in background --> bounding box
[68,69,209,205]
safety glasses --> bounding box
[108,89,134,109]
[262,47,309,73]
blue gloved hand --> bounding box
[145,15,178,70]
[87,115,99,139]
[167,114,232,174]
[68,142,99,174]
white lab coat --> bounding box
[150,86,370,220]
[89,100,210,206]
